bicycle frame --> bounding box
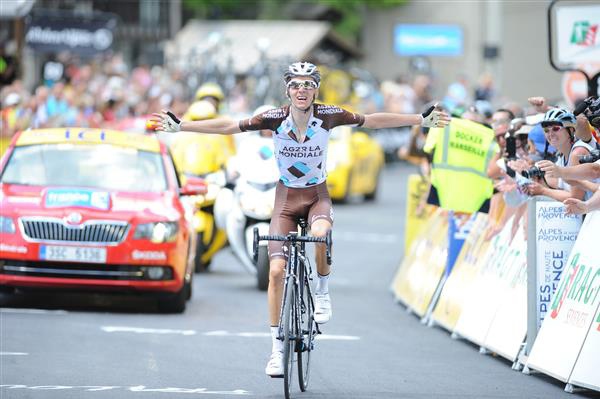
[253,220,331,397]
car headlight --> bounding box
[0,217,16,234]
[134,222,179,243]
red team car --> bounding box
[0,128,205,312]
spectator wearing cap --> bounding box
[1,92,21,137]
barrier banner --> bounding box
[392,209,438,303]
[483,228,528,361]
[534,200,582,328]
[569,302,600,392]
[392,208,440,304]
[404,175,432,253]
[453,218,515,346]
[526,211,600,383]
[393,208,449,316]
[445,212,473,277]
[431,213,490,331]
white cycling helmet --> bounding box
[542,108,576,129]
[283,62,321,87]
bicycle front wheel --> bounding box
[297,269,314,391]
[283,279,297,399]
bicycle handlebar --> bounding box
[253,229,332,265]
[258,234,326,243]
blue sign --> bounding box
[445,212,475,277]
[45,189,110,210]
[394,24,463,56]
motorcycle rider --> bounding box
[150,62,450,377]
[195,82,225,114]
[226,104,277,182]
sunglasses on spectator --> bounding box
[543,125,563,133]
[287,80,318,90]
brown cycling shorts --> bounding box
[268,181,333,260]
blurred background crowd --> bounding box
[2,0,593,157]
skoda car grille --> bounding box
[20,218,129,244]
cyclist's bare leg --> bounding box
[268,258,287,326]
[311,218,332,276]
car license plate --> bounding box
[40,245,107,263]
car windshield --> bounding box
[1,143,168,192]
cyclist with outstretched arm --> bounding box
[150,62,450,377]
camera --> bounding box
[579,149,600,164]
[574,96,600,129]
[503,118,525,178]
[522,166,545,179]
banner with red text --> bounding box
[453,218,515,346]
[526,211,600,383]
[569,302,600,392]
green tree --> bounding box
[182,0,406,42]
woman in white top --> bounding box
[524,108,586,202]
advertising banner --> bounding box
[25,10,117,55]
[394,24,463,56]
[393,209,449,316]
[404,175,433,253]
[392,209,441,304]
[483,228,528,362]
[569,302,600,392]
[453,218,514,346]
[445,212,473,277]
[534,201,582,329]
[431,213,490,331]
[554,3,600,66]
[527,211,600,383]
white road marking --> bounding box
[317,334,360,341]
[102,327,360,341]
[203,330,230,336]
[0,308,68,315]
[101,327,359,341]
[102,326,196,336]
[0,352,28,356]
[0,385,250,395]
[334,231,399,243]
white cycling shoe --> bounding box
[265,351,284,377]
[314,293,332,324]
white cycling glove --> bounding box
[421,105,446,128]
[162,111,181,132]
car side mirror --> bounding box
[180,176,208,196]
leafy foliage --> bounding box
[182,0,407,41]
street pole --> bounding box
[14,17,23,80]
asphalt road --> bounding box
[1,163,599,399]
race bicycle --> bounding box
[253,218,332,399]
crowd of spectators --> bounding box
[1,52,489,141]
[1,53,190,138]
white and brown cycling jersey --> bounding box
[239,104,365,188]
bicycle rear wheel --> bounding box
[297,268,315,391]
[283,279,297,399]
